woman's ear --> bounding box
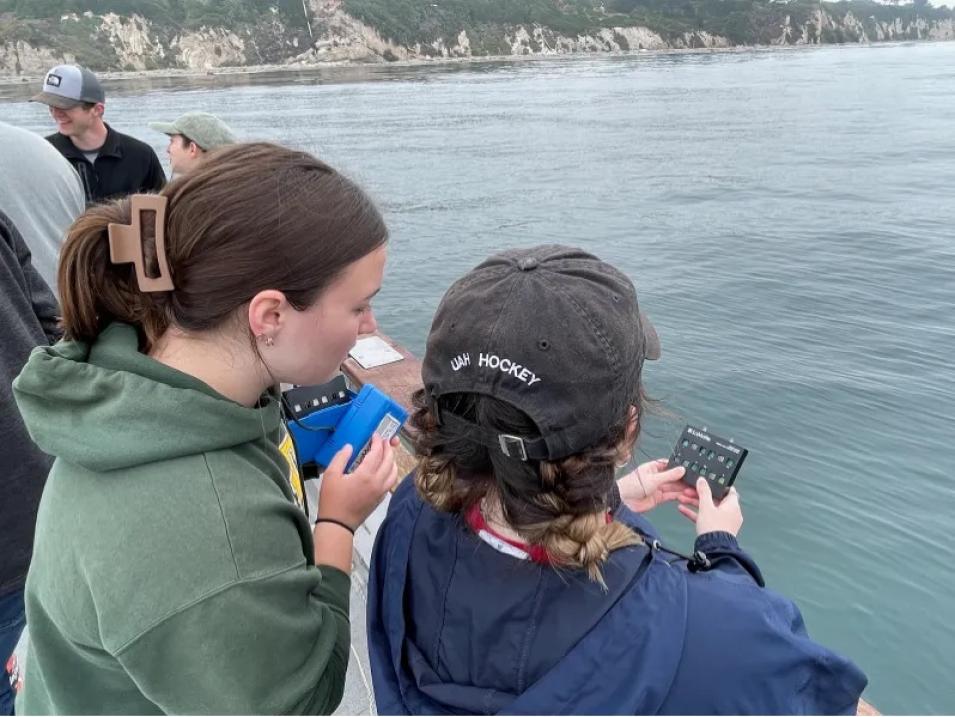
[616,405,640,466]
[247,289,288,341]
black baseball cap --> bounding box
[422,245,660,462]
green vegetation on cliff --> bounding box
[342,0,953,47]
[0,0,306,28]
[0,0,951,73]
[0,0,314,69]
[337,0,606,47]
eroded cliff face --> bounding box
[0,41,71,77]
[769,8,955,44]
[0,7,307,77]
[1,1,951,78]
[299,0,953,61]
[296,0,731,62]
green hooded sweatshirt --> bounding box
[12,323,350,715]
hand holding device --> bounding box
[679,478,744,537]
[318,437,399,531]
[617,459,694,513]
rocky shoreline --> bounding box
[0,40,930,97]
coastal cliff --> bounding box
[1,0,952,78]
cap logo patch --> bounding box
[45,73,62,87]
[450,352,541,386]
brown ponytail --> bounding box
[57,142,388,348]
[58,199,170,345]
[410,388,646,587]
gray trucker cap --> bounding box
[31,64,105,109]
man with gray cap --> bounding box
[31,64,165,204]
[149,111,237,177]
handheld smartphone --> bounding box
[667,425,748,500]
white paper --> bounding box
[348,336,405,369]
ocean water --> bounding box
[3,41,954,714]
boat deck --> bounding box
[334,559,376,716]
[306,480,391,717]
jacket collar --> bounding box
[54,123,122,161]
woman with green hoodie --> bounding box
[12,142,399,714]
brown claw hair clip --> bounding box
[107,194,175,292]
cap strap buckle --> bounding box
[498,434,528,461]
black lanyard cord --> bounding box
[642,536,712,573]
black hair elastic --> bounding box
[314,518,356,535]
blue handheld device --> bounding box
[283,379,408,473]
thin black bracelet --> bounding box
[314,517,356,535]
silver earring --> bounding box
[259,334,274,347]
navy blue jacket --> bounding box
[368,478,867,715]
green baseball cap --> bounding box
[148,111,236,151]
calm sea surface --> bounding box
[3,41,954,714]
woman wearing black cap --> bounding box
[366,244,867,715]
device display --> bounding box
[667,425,748,500]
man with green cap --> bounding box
[148,111,237,177]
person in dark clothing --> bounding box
[367,245,869,715]
[0,211,59,716]
[30,64,165,203]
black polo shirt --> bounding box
[46,123,166,204]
